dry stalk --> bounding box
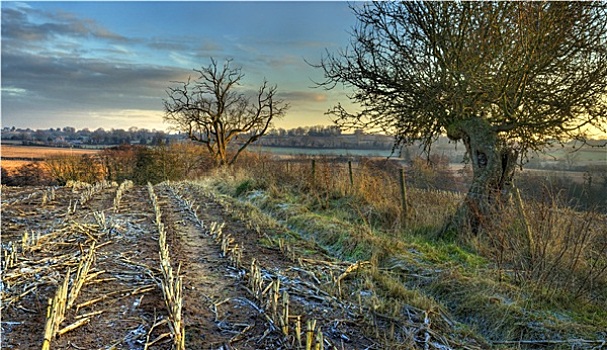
[21,230,41,253]
[57,317,90,336]
[294,315,303,348]
[76,285,154,311]
[306,319,316,350]
[2,242,17,269]
[114,179,133,213]
[281,290,290,337]
[67,242,96,309]
[249,258,263,298]
[42,268,70,350]
[335,261,371,298]
[271,279,280,320]
[79,180,115,205]
[165,184,204,227]
[92,211,107,232]
[315,326,324,350]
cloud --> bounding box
[1,5,129,46]
[1,48,188,128]
[1,87,28,97]
[147,39,190,52]
[0,2,357,131]
[169,52,197,67]
[279,91,327,103]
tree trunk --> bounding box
[446,118,518,234]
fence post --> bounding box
[399,167,408,222]
[348,160,354,187]
[311,159,316,186]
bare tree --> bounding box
[164,59,289,166]
[317,2,607,233]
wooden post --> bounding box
[311,159,316,186]
[348,160,354,187]
[399,167,408,222]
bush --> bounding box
[45,154,106,185]
[475,190,607,302]
[2,163,55,186]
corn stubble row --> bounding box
[148,183,185,350]
[2,180,171,349]
[208,220,327,349]
[173,180,459,349]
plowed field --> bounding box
[0,181,392,349]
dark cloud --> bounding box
[1,49,189,121]
[1,4,186,127]
[1,5,129,45]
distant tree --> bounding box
[164,58,289,166]
[317,2,607,232]
[91,128,106,144]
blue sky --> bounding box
[1,1,359,131]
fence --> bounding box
[238,154,606,214]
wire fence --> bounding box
[238,154,606,214]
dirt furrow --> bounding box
[157,185,285,349]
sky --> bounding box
[1,1,360,131]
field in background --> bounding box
[249,145,395,157]
[1,145,100,172]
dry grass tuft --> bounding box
[207,154,607,346]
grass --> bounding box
[195,155,607,348]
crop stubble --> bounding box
[1,181,382,349]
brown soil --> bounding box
[1,182,378,349]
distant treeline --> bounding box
[248,125,396,150]
[1,125,398,150]
[1,126,175,147]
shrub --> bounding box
[3,163,55,186]
[475,190,607,301]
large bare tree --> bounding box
[164,59,289,166]
[317,2,607,233]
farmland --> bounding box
[2,159,607,349]
[2,180,480,349]
[1,145,100,172]
[1,143,606,349]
